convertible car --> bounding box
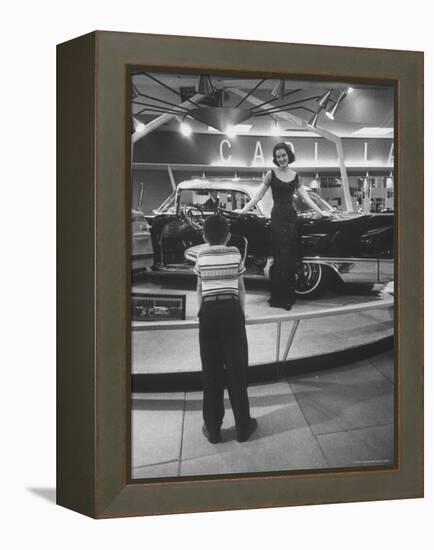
[136,178,393,297]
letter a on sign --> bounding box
[253,141,265,164]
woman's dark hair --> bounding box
[203,214,229,245]
[272,142,296,166]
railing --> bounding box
[132,297,394,363]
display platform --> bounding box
[131,272,394,391]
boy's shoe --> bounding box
[202,424,221,444]
[236,418,258,442]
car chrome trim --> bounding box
[300,257,394,284]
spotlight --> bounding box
[271,79,285,99]
[180,121,192,137]
[308,111,320,128]
[132,117,145,133]
[317,89,332,108]
[325,90,347,120]
[225,125,236,138]
[347,87,354,94]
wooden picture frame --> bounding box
[57,31,423,518]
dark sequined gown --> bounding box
[269,170,299,305]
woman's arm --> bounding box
[297,184,332,217]
[239,171,272,214]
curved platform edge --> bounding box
[131,335,394,393]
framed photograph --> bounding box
[57,31,423,518]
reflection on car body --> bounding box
[134,178,393,297]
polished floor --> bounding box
[131,348,394,479]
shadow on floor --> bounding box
[27,487,56,504]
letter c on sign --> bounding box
[219,139,232,161]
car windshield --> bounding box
[293,190,334,213]
[154,190,176,214]
[154,185,334,217]
[177,189,261,214]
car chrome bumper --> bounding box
[302,257,394,284]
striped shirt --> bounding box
[193,245,245,297]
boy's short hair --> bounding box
[203,214,229,245]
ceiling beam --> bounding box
[230,87,337,141]
[131,93,205,144]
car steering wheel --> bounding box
[184,204,205,228]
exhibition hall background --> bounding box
[132,132,394,213]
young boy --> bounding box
[194,215,257,443]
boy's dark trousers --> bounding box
[198,297,251,435]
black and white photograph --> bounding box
[5,0,430,541]
[129,70,395,480]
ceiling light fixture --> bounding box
[132,117,145,133]
[132,73,361,142]
[225,126,236,138]
[197,75,213,95]
[317,89,332,108]
[271,79,286,100]
[325,90,347,120]
[308,111,321,128]
[179,119,192,137]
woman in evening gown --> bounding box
[239,142,331,310]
